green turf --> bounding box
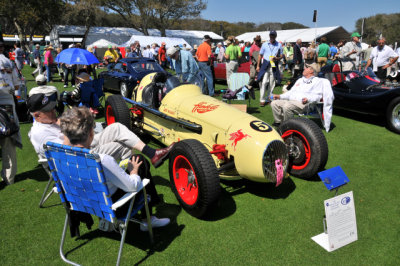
[0,66,399,265]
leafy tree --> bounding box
[355,13,400,45]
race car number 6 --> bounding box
[250,120,272,132]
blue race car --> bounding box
[99,57,166,98]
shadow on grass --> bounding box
[201,185,237,221]
[69,202,184,264]
[333,108,386,128]
[221,177,296,200]
[14,165,50,183]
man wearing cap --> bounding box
[167,46,202,86]
[340,32,363,71]
[27,88,175,168]
[31,44,42,77]
[224,36,242,82]
[158,42,167,68]
[271,66,334,132]
[256,30,283,107]
[365,37,398,81]
[0,42,22,185]
[196,35,214,96]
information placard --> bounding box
[312,191,358,252]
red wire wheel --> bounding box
[279,118,328,179]
[106,104,115,125]
[169,139,220,218]
[281,129,311,170]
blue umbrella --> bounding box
[55,48,99,65]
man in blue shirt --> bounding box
[256,30,283,107]
[329,43,338,59]
[167,46,203,88]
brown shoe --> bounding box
[151,142,176,168]
[260,102,265,107]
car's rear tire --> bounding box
[105,95,131,129]
[120,82,132,99]
[279,117,328,178]
[169,139,220,218]
[386,97,400,134]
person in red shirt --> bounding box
[158,42,167,69]
[195,35,214,96]
[248,35,262,90]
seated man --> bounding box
[27,86,174,167]
[271,66,334,131]
[59,106,169,231]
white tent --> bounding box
[50,25,223,48]
[87,39,119,48]
[120,35,191,49]
[236,26,349,44]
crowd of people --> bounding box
[1,30,399,233]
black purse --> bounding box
[0,105,19,137]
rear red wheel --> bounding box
[169,139,220,218]
[105,95,131,129]
[279,118,328,178]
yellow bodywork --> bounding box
[134,73,286,183]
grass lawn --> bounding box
[0,65,399,265]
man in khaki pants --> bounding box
[270,66,334,132]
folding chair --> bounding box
[224,73,251,105]
[44,142,153,266]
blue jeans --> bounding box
[198,61,214,96]
[45,65,51,82]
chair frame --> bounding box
[44,142,153,266]
[38,157,57,208]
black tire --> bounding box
[105,95,131,129]
[169,139,220,218]
[279,117,328,178]
[386,97,400,134]
[120,82,132,98]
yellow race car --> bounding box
[105,72,328,217]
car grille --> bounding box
[263,140,289,182]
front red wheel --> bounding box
[106,105,115,124]
[281,130,311,170]
[279,118,328,179]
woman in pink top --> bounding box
[44,45,54,82]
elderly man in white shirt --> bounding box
[271,66,334,132]
[365,38,398,81]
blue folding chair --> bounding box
[44,142,153,266]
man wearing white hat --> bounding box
[167,46,203,87]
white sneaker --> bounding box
[72,85,75,88]
[63,84,67,88]
[140,216,170,231]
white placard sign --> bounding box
[312,191,358,252]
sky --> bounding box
[201,0,399,33]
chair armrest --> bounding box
[38,158,48,163]
[111,179,150,211]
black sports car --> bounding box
[324,65,400,134]
[99,58,165,98]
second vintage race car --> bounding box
[105,72,329,217]
[99,57,165,98]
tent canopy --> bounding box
[120,35,191,49]
[51,25,223,47]
[236,26,349,44]
[87,39,119,48]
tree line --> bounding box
[1,0,398,48]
